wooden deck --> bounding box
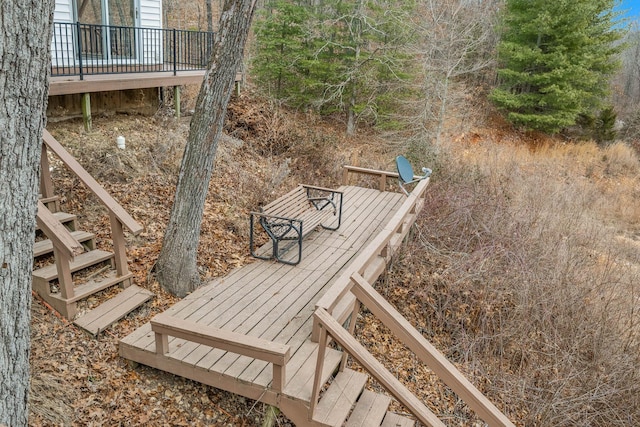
[119,185,407,419]
[119,167,515,427]
[49,70,206,96]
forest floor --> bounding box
[31,91,393,426]
[30,89,640,426]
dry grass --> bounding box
[40,87,640,426]
[387,137,640,425]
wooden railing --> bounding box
[311,166,515,426]
[151,315,291,392]
[38,130,142,306]
[313,308,445,427]
[36,201,83,259]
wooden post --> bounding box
[39,143,59,211]
[342,167,350,186]
[155,332,169,354]
[310,321,328,416]
[379,173,386,192]
[81,93,92,132]
[52,246,76,319]
[109,212,131,287]
[174,86,181,119]
[340,300,360,371]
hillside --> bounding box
[31,90,640,426]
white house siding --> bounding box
[53,0,73,22]
[51,0,75,67]
[139,0,163,64]
[139,0,161,28]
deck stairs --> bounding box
[34,130,153,334]
[273,339,415,427]
[307,364,415,427]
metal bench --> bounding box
[250,184,343,265]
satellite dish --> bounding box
[396,155,414,184]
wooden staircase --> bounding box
[310,368,415,427]
[35,130,153,334]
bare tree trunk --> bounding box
[206,0,214,32]
[155,0,257,297]
[0,1,55,425]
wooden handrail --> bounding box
[36,201,83,259]
[42,130,143,235]
[151,314,291,392]
[350,273,515,427]
[315,177,430,312]
[315,166,513,425]
[342,165,426,191]
[313,308,446,427]
[342,165,398,191]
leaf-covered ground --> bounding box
[32,91,640,426]
[31,93,393,426]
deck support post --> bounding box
[174,86,181,119]
[379,173,386,191]
[155,332,169,354]
[109,213,132,288]
[81,93,92,132]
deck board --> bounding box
[120,185,406,407]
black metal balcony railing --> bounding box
[51,22,216,79]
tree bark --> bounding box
[0,1,55,425]
[206,0,214,33]
[155,0,257,297]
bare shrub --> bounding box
[602,142,640,177]
[387,140,640,425]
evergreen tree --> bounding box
[252,0,319,107]
[490,0,624,134]
[252,0,415,133]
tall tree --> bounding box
[252,0,414,134]
[409,0,499,151]
[206,0,215,32]
[490,0,624,134]
[0,0,56,425]
[154,0,257,297]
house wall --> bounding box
[52,0,75,67]
[139,0,163,64]
[140,0,162,28]
[54,0,74,22]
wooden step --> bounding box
[39,195,60,209]
[312,368,368,427]
[33,230,95,258]
[283,344,343,402]
[345,390,391,427]
[381,412,416,427]
[32,249,114,283]
[74,285,154,335]
[48,270,134,304]
[35,211,77,231]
